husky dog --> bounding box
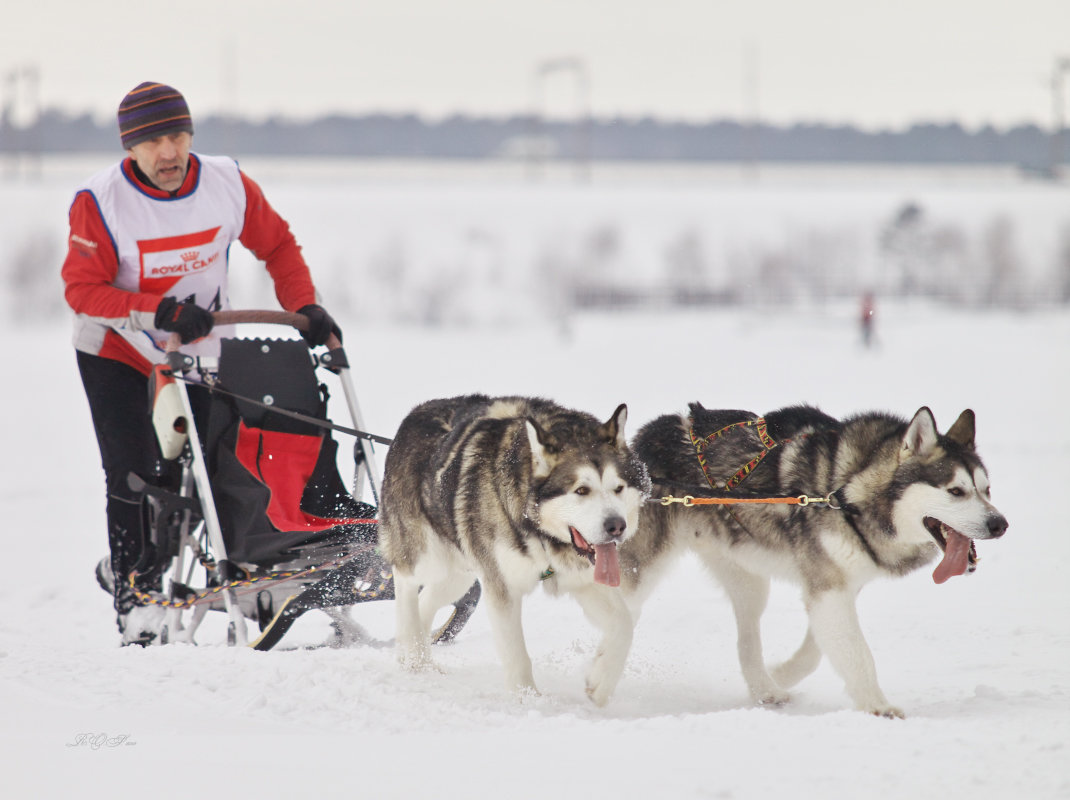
[379,395,650,706]
[625,403,1008,717]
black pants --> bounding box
[77,351,209,607]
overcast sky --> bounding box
[2,0,1067,130]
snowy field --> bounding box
[5,155,1070,323]
[1,159,1069,798]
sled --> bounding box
[130,310,479,650]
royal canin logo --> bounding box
[146,250,221,277]
[138,227,222,285]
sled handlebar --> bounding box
[164,309,342,353]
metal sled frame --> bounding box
[152,311,384,647]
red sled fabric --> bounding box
[234,420,371,532]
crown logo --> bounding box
[181,250,199,262]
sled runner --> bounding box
[125,310,479,650]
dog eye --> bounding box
[948,487,966,497]
[575,486,590,496]
[614,485,625,494]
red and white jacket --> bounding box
[62,153,318,375]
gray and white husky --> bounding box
[378,395,650,706]
[621,403,1008,717]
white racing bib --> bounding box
[80,153,246,361]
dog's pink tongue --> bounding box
[593,543,621,587]
[933,527,971,584]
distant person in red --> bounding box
[61,82,341,645]
[860,291,876,348]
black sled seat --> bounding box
[184,337,394,650]
[206,337,376,565]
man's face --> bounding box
[127,131,192,191]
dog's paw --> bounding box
[396,644,438,672]
[585,682,612,707]
[515,685,542,703]
[755,690,791,707]
[584,642,630,707]
[415,660,446,675]
[585,668,622,707]
[585,664,622,707]
[744,672,791,707]
[868,705,906,719]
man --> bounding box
[62,82,341,645]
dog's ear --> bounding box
[525,418,554,479]
[945,409,976,449]
[600,403,628,449]
[901,407,939,461]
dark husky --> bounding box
[622,403,1008,717]
[379,395,650,706]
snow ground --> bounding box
[2,303,1068,799]
[1,158,1068,798]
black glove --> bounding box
[154,297,214,344]
[297,304,342,347]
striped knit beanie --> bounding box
[117,82,194,149]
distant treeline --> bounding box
[1,109,1063,167]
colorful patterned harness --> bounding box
[689,417,804,492]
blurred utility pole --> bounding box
[1051,57,1070,180]
[528,57,591,183]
